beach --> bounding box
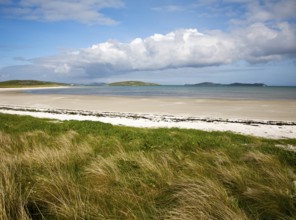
[0,88,296,139]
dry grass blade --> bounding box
[164,179,248,220]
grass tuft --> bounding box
[0,113,295,219]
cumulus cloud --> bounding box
[0,0,124,24]
[251,0,296,21]
[25,23,295,78]
[190,0,296,26]
[1,0,295,81]
[30,29,237,76]
[229,0,296,24]
[233,22,296,62]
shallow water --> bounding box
[27,85,296,100]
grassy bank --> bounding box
[0,80,67,88]
[0,113,295,219]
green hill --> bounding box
[0,80,68,88]
[109,81,159,86]
[185,82,267,87]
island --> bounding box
[0,80,68,88]
[108,81,159,86]
[185,82,267,87]
[84,82,106,86]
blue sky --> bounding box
[0,0,295,85]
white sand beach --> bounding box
[0,88,295,139]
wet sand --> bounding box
[0,88,296,139]
[0,88,295,121]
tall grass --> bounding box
[0,113,295,219]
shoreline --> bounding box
[0,92,295,121]
[0,86,71,91]
[0,88,296,139]
[0,104,295,139]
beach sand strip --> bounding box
[0,89,295,139]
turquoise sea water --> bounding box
[27,86,296,100]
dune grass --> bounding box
[0,113,295,219]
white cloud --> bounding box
[34,29,237,75]
[54,63,71,74]
[23,24,295,78]
[233,22,296,62]
[0,0,124,24]
[1,0,295,81]
[230,0,296,24]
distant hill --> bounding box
[184,82,221,86]
[228,83,267,87]
[185,82,267,87]
[109,81,159,86]
[80,82,106,86]
[0,80,68,88]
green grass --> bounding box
[0,80,68,88]
[108,81,159,86]
[0,113,295,219]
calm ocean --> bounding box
[27,86,296,100]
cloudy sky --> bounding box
[0,0,295,85]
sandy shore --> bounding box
[0,88,296,139]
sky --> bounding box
[0,0,296,85]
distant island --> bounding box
[0,80,68,88]
[109,81,159,86]
[81,82,106,86]
[184,82,267,87]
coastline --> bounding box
[0,86,71,91]
[0,88,296,139]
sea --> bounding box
[27,86,296,100]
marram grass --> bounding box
[0,113,295,219]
